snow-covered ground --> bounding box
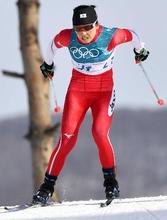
[0,196,167,220]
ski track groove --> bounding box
[135,201,163,220]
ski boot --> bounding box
[101,168,120,207]
[32,173,57,205]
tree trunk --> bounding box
[17,0,57,199]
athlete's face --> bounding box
[74,22,99,44]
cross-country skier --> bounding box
[33,5,149,205]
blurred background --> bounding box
[0,0,167,205]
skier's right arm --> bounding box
[40,29,72,78]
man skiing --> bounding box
[33,5,149,205]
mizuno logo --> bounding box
[64,133,74,139]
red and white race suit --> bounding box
[44,25,144,176]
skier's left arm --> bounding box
[108,28,149,63]
[129,29,149,63]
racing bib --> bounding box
[68,26,117,75]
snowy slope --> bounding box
[0,196,167,220]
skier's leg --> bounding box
[91,90,119,199]
[47,90,89,176]
[33,90,89,204]
[91,90,116,169]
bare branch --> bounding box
[2,70,25,79]
[45,122,61,135]
[24,122,61,140]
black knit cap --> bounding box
[72,5,97,26]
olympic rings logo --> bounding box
[70,47,100,59]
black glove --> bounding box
[134,48,149,63]
[40,62,55,78]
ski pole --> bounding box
[48,76,62,112]
[138,63,165,106]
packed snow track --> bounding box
[0,196,167,220]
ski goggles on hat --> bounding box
[73,20,97,32]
